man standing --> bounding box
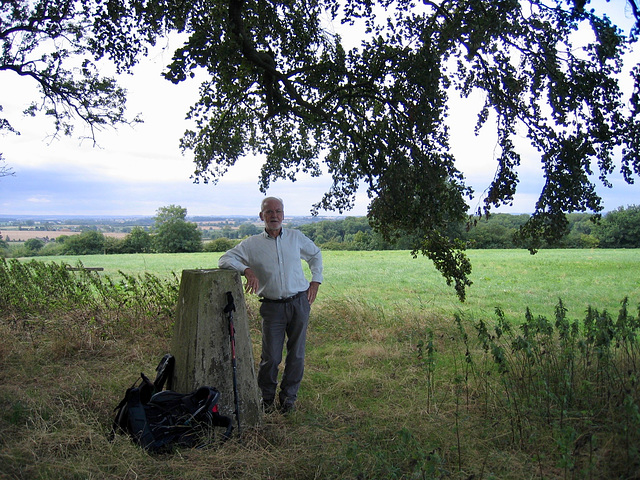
[218,197,323,413]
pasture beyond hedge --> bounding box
[1,250,639,479]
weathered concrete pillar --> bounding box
[171,269,262,429]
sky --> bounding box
[1,1,638,219]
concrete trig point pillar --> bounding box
[171,269,262,429]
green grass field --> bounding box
[48,248,640,321]
[2,249,640,479]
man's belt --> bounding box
[259,291,306,303]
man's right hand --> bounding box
[243,268,259,294]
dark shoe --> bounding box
[262,398,276,414]
[280,402,296,415]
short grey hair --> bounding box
[261,196,284,212]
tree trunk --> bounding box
[171,269,262,430]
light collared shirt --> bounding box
[218,228,323,300]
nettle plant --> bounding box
[452,297,640,475]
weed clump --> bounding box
[0,258,178,340]
[452,298,640,478]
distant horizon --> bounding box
[0,212,356,222]
[3,207,635,222]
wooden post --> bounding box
[171,269,262,429]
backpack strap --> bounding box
[189,387,233,442]
[139,372,155,404]
[153,354,175,391]
[125,387,157,449]
[110,374,153,440]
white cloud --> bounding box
[26,196,52,204]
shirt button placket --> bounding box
[276,235,285,294]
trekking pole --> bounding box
[224,291,241,436]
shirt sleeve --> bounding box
[218,241,250,273]
[299,232,323,284]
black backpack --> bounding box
[111,354,233,452]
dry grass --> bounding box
[2,305,639,479]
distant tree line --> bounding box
[2,205,204,258]
[297,206,640,250]
[2,205,639,258]
[202,223,262,240]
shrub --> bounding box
[121,226,152,253]
[24,238,44,252]
[203,237,237,252]
[38,241,65,256]
[62,231,105,255]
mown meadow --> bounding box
[1,249,639,479]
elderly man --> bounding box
[218,197,323,413]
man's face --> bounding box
[260,199,284,234]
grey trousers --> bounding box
[257,294,310,405]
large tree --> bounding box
[152,205,202,253]
[6,1,640,300]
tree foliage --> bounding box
[120,226,152,253]
[24,238,45,252]
[294,212,633,249]
[61,230,105,255]
[594,204,640,247]
[0,231,8,255]
[5,0,640,300]
[152,204,202,253]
